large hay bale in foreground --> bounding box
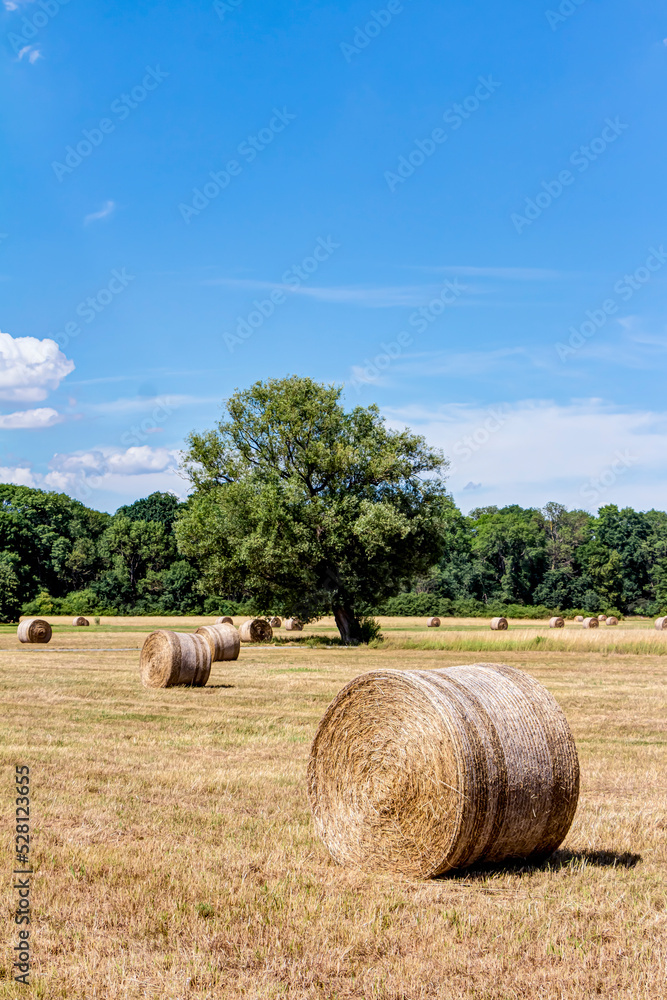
[18,618,52,644]
[239,618,273,643]
[284,618,303,632]
[215,616,233,625]
[655,617,667,631]
[195,623,240,662]
[606,616,619,626]
[490,617,508,631]
[427,617,441,628]
[268,616,282,628]
[72,616,89,627]
[140,631,211,688]
[582,617,599,629]
[549,616,565,628]
[308,663,579,878]
[575,615,584,623]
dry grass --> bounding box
[1,619,666,998]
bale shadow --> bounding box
[206,683,235,689]
[438,849,642,881]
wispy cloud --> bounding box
[405,264,570,280]
[17,45,42,64]
[204,277,472,308]
[0,407,63,429]
[83,200,116,226]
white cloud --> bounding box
[48,444,180,482]
[0,329,74,402]
[17,45,42,63]
[0,407,63,429]
[205,277,475,308]
[0,466,37,487]
[84,200,116,226]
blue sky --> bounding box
[1,0,666,513]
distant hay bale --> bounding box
[239,618,273,642]
[427,617,441,628]
[655,617,667,631]
[574,616,584,623]
[140,631,211,689]
[597,614,607,622]
[215,616,233,625]
[582,617,599,629]
[284,619,303,632]
[72,616,89,627]
[268,617,282,628]
[605,616,619,626]
[308,662,580,878]
[490,617,508,631]
[17,618,52,644]
[195,623,240,662]
[549,616,565,628]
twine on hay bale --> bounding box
[490,617,508,631]
[284,618,303,632]
[214,616,233,625]
[549,616,565,628]
[72,616,89,627]
[574,616,584,623]
[140,630,211,688]
[268,616,282,628]
[308,662,580,878]
[427,617,441,628]
[239,618,273,642]
[17,618,52,644]
[605,616,619,626]
[655,617,667,631]
[582,617,599,629]
[195,623,240,662]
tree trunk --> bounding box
[333,605,357,644]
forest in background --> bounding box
[2,484,666,622]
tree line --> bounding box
[2,377,666,634]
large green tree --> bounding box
[176,376,449,642]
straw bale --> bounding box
[284,618,303,631]
[215,616,233,625]
[140,630,211,688]
[655,617,667,631]
[574,615,584,622]
[308,662,579,877]
[582,617,599,629]
[490,617,508,630]
[427,617,441,628]
[195,623,240,661]
[605,616,619,626]
[268,616,282,627]
[72,616,89,627]
[597,614,607,622]
[17,618,52,644]
[549,617,565,628]
[239,618,273,642]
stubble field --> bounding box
[1,617,666,998]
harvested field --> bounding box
[1,617,666,998]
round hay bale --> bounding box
[549,616,565,628]
[427,617,441,628]
[214,616,233,625]
[268,616,282,628]
[140,631,211,689]
[239,618,273,643]
[72,616,89,627]
[597,614,607,622]
[17,618,52,644]
[490,617,508,631]
[308,662,579,878]
[582,617,599,629]
[284,618,303,632]
[195,623,240,662]
[654,617,667,631]
[574,615,584,623]
[605,616,619,626]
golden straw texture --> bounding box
[427,617,441,628]
[308,662,580,878]
[72,616,89,627]
[195,623,240,662]
[284,619,303,632]
[582,617,599,629]
[214,616,233,625]
[239,618,273,642]
[17,618,52,644]
[549,616,565,628]
[490,617,508,631]
[139,631,211,689]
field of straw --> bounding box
[1,616,666,998]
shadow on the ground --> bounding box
[438,849,642,881]
[206,683,235,689]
